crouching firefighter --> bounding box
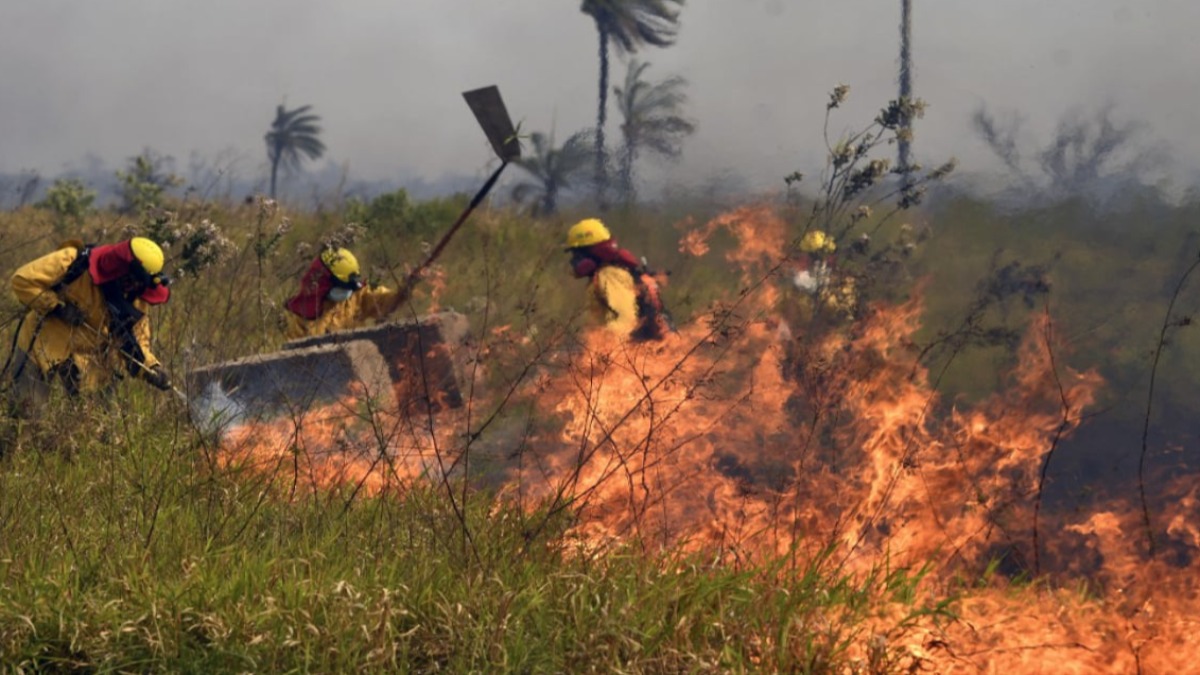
[7,237,173,412]
[565,218,669,342]
[283,247,406,339]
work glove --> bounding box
[142,364,173,392]
[49,301,88,326]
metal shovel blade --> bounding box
[463,85,521,161]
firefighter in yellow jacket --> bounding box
[565,218,668,341]
[8,237,173,406]
[282,247,405,339]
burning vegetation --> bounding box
[208,202,1199,672]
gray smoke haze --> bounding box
[0,0,1196,197]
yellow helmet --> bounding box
[320,248,360,283]
[130,237,165,275]
[566,218,611,249]
[799,230,835,254]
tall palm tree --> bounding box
[580,0,684,206]
[509,130,593,216]
[613,59,695,204]
[897,0,913,185]
[265,103,326,199]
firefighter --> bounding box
[565,218,668,341]
[283,247,405,339]
[792,230,857,319]
[7,237,173,411]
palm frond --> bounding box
[614,60,695,162]
[509,129,595,214]
[582,0,684,55]
[265,102,326,197]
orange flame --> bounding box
[216,203,1200,672]
[215,386,459,499]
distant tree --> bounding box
[116,150,182,215]
[509,130,593,216]
[36,178,96,231]
[9,170,42,209]
[580,0,684,206]
[1038,108,1141,191]
[972,104,1161,197]
[971,107,1024,177]
[265,103,326,199]
[613,59,695,204]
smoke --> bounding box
[190,381,247,438]
[1,1,1197,197]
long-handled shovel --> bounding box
[396,85,521,302]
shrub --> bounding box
[116,151,183,215]
[35,178,96,231]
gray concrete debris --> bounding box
[185,340,394,434]
[282,311,471,414]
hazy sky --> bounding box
[0,0,1195,194]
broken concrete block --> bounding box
[282,312,470,414]
[185,339,394,431]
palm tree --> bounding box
[509,130,593,216]
[897,0,913,185]
[265,103,326,199]
[580,0,684,206]
[613,59,695,204]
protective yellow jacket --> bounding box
[11,246,160,391]
[590,266,640,335]
[283,286,404,340]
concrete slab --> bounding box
[282,312,471,414]
[185,339,394,432]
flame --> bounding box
[216,203,1200,672]
[425,266,448,314]
[515,290,1102,570]
[506,204,1196,671]
[215,386,458,498]
[679,205,790,308]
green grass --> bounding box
[0,404,949,672]
[911,194,1200,412]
